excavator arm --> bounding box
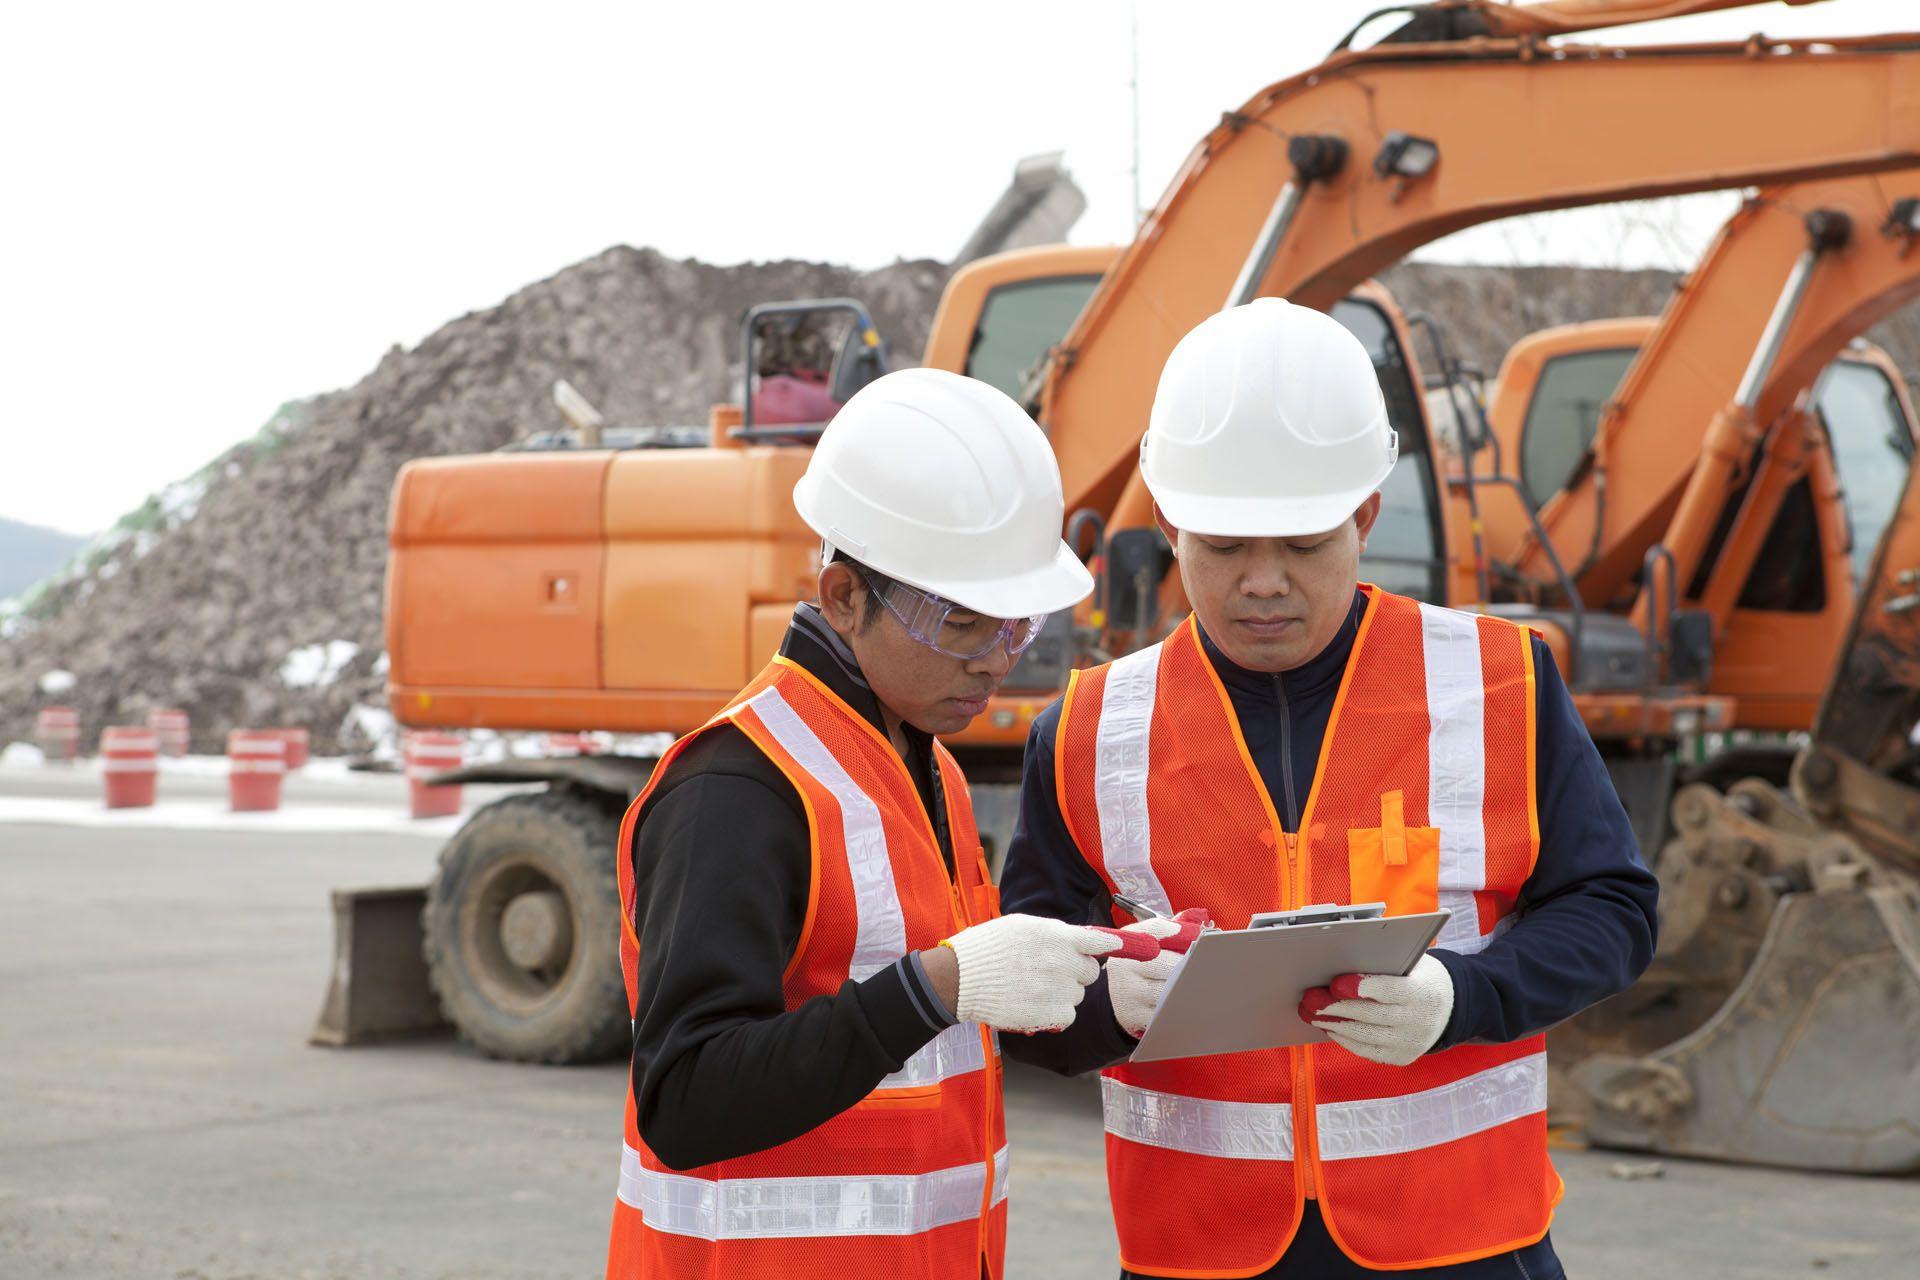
[1040,30,1920,519]
[1379,0,1830,43]
[1505,171,1920,607]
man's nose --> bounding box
[968,638,1017,680]
[1242,557,1291,598]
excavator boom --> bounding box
[1432,0,1829,40]
[1042,31,1920,517]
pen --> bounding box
[1111,892,1167,922]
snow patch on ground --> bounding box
[0,794,462,838]
[339,703,399,764]
[158,475,208,524]
[2,742,46,766]
[280,640,360,689]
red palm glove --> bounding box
[1157,907,1213,954]
[1086,926,1163,962]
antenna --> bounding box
[1129,0,1143,227]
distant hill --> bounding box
[0,517,87,600]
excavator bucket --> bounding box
[1554,778,1920,1173]
[1574,856,1920,1172]
[309,885,450,1046]
[1557,432,1920,1173]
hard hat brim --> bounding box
[1151,476,1388,541]
[894,540,1095,621]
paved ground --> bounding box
[2,789,1916,1278]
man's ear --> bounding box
[1351,492,1383,555]
[1152,503,1181,557]
[817,562,863,638]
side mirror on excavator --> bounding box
[737,299,890,440]
[1104,526,1176,640]
[830,326,889,404]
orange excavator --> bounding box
[317,0,1920,1170]
[1449,170,1920,1168]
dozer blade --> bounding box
[1575,884,1920,1173]
[309,885,451,1046]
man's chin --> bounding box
[1218,632,1309,674]
[912,704,982,738]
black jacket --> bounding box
[625,604,957,1171]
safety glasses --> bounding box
[867,576,1048,661]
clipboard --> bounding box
[1129,903,1449,1064]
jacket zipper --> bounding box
[1274,673,1317,1200]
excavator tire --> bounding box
[423,788,629,1064]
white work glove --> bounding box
[1107,916,1186,1037]
[944,914,1122,1034]
[1309,953,1456,1067]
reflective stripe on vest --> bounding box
[1421,601,1500,955]
[1103,1053,1546,1163]
[878,1023,1000,1091]
[619,1145,1011,1240]
[742,684,907,980]
[1093,645,1173,918]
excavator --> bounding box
[1445,169,1920,1169]
[319,0,1920,1172]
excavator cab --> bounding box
[1484,321,1919,728]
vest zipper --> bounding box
[1273,675,1319,1200]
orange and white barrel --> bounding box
[147,708,190,757]
[275,727,311,772]
[406,732,464,818]
[100,727,159,808]
[544,731,601,757]
[35,706,81,762]
[228,730,286,812]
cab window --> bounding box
[964,276,1103,402]
[1518,348,1636,509]
[1331,298,1447,602]
[1814,359,1917,585]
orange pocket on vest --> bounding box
[1347,789,1441,918]
[969,849,1001,921]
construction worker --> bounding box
[999,299,1659,1278]
[604,367,1122,1280]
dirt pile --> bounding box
[0,247,948,753]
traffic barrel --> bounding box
[100,727,159,808]
[274,727,311,772]
[147,708,190,757]
[406,732,464,819]
[545,731,601,757]
[228,730,286,811]
[35,706,81,762]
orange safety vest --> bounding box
[605,655,1007,1280]
[1056,586,1561,1277]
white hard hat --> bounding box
[792,367,1094,618]
[1140,298,1398,538]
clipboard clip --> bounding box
[1246,902,1387,929]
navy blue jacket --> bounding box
[999,589,1659,1077]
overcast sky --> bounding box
[3,0,1911,536]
